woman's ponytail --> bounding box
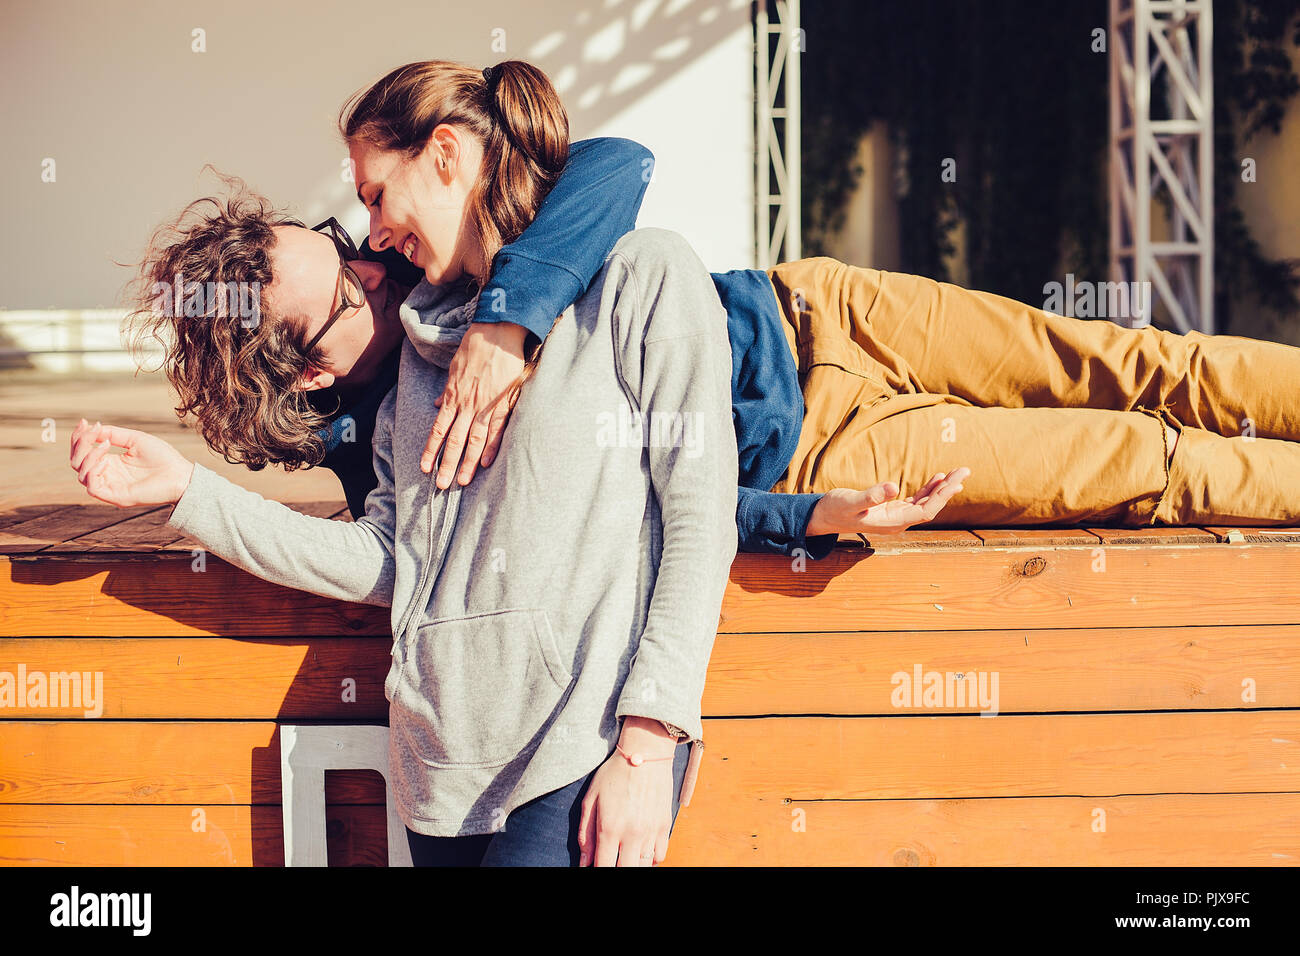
[472,60,569,276]
[481,61,569,175]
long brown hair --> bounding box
[339,59,570,288]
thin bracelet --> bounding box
[614,743,678,768]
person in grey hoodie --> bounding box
[71,220,737,865]
[70,60,738,867]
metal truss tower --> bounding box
[756,0,800,268]
[1110,0,1214,332]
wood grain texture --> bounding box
[703,625,1300,713]
[0,637,393,719]
[0,557,390,636]
[2,625,1297,718]
[5,508,1300,866]
[1083,526,1221,546]
[720,545,1300,632]
[4,791,1297,866]
[0,504,156,554]
[0,505,78,533]
[4,712,1298,806]
[692,712,1300,800]
[9,542,1300,636]
[856,529,985,550]
[1204,526,1300,544]
[664,791,1300,866]
[0,803,387,867]
[971,527,1104,547]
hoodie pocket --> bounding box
[391,607,573,769]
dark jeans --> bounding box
[405,743,690,867]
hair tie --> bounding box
[481,63,521,154]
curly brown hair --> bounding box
[122,170,334,472]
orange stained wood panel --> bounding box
[663,791,1300,866]
[0,637,394,720]
[702,624,1300,714]
[2,625,1299,719]
[6,511,1300,867]
[691,711,1299,800]
[8,541,1300,637]
[5,793,1298,866]
[4,712,1299,806]
[0,556,391,637]
[719,544,1300,632]
[0,803,386,867]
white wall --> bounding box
[0,0,755,313]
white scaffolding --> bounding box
[755,0,800,268]
[1109,0,1215,332]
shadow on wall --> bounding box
[305,1,752,235]
[2,0,755,311]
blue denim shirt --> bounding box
[312,136,835,558]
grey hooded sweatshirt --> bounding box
[164,227,739,836]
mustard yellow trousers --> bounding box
[765,257,1300,527]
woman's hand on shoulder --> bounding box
[69,418,195,507]
[421,321,528,489]
[808,467,971,537]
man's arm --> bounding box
[737,486,838,559]
[472,136,655,346]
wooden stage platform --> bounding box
[2,502,1299,866]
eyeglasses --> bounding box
[301,217,365,356]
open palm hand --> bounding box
[808,467,972,537]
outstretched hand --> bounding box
[807,467,972,537]
[421,321,529,489]
[68,418,195,507]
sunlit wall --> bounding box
[0,0,756,312]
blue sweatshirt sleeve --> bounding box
[471,136,654,343]
[737,487,838,559]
